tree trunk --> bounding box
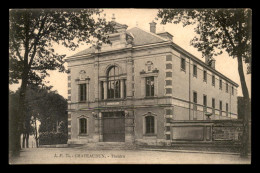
[26,133,29,148]
[34,116,39,148]
[237,54,250,158]
[11,70,29,157]
[22,133,25,148]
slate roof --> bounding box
[67,26,238,87]
[69,27,168,58]
[70,46,96,57]
[127,27,167,46]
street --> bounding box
[9,147,251,164]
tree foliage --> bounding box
[10,86,68,131]
[9,9,115,86]
[24,85,68,132]
[157,9,252,74]
[9,9,115,156]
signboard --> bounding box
[172,126,204,141]
[107,102,120,106]
[212,127,242,141]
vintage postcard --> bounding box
[9,8,251,164]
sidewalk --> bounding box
[138,147,249,156]
[9,147,251,164]
[68,143,249,156]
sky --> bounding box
[9,8,251,99]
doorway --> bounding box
[103,111,125,142]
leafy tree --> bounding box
[10,85,68,148]
[9,9,115,156]
[157,8,251,157]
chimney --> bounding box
[157,32,173,41]
[112,14,116,22]
[211,59,216,69]
[205,55,216,69]
[149,21,157,33]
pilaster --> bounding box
[126,57,133,98]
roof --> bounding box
[68,27,168,58]
[70,46,96,57]
[66,26,238,87]
[127,27,167,46]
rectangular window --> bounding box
[146,77,154,97]
[212,75,215,86]
[79,84,86,102]
[166,88,172,94]
[219,79,222,90]
[166,126,170,132]
[146,116,155,134]
[166,55,172,61]
[203,70,207,82]
[166,63,172,69]
[232,86,234,95]
[165,80,172,86]
[193,92,197,103]
[68,76,71,81]
[181,57,186,71]
[166,72,172,77]
[193,64,197,77]
[212,98,215,109]
[212,98,215,115]
[79,118,87,134]
[226,103,229,116]
[226,83,228,93]
[220,101,222,116]
[101,81,104,100]
[203,95,207,112]
[193,92,197,111]
[166,134,170,140]
[124,80,127,98]
[203,95,207,107]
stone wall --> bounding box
[170,120,243,146]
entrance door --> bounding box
[103,111,125,142]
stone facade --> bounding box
[65,21,238,146]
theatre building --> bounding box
[65,19,238,145]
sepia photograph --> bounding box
[9,8,251,164]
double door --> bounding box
[103,111,125,142]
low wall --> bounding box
[170,120,243,147]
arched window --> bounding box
[145,116,155,134]
[107,66,121,99]
[79,118,87,134]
